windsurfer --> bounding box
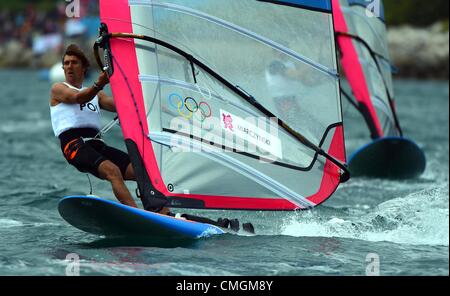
[49,44,253,232]
[49,44,170,213]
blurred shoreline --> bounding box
[388,22,449,79]
[0,21,448,80]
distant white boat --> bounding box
[49,62,65,83]
[38,62,64,83]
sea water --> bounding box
[0,70,447,276]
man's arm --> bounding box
[50,72,109,106]
[98,91,116,112]
[50,83,99,106]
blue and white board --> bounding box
[58,196,225,239]
[348,137,426,179]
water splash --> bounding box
[362,185,449,246]
[281,185,449,246]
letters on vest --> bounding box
[80,102,99,112]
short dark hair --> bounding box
[62,44,90,73]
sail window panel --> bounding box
[131,0,342,147]
[154,137,329,200]
[353,40,397,136]
[377,56,395,99]
[341,4,389,58]
[140,74,318,169]
[152,0,337,70]
[113,0,347,209]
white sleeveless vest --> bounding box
[50,82,102,137]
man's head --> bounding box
[62,44,90,83]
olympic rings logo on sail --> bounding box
[168,93,212,122]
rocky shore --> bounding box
[388,22,449,79]
[0,23,448,79]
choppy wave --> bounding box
[0,219,24,228]
[281,185,449,246]
[0,219,60,229]
[0,120,50,134]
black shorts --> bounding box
[59,129,131,179]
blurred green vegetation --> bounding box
[1,0,57,12]
[2,0,449,27]
[384,0,449,27]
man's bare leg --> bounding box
[124,163,135,181]
[98,160,138,208]
[120,164,252,231]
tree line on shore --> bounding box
[384,0,448,27]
